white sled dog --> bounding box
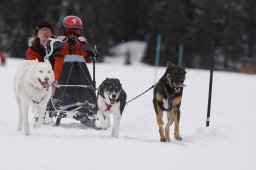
[14,59,54,135]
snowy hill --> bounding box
[0,58,255,170]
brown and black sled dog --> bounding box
[153,62,186,142]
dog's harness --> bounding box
[105,103,112,111]
[163,84,180,112]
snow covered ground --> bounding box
[0,49,256,170]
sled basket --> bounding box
[47,55,97,126]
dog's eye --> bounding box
[39,70,43,73]
[180,70,186,74]
[48,71,51,73]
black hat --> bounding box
[35,21,54,35]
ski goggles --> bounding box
[63,28,81,37]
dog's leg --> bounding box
[111,112,121,138]
[156,110,165,142]
[17,99,23,132]
[33,104,47,129]
[44,111,54,125]
[153,99,166,142]
[97,110,108,129]
[21,103,30,135]
[105,113,111,128]
[173,106,182,141]
[172,97,182,141]
[165,110,174,142]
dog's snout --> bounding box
[112,94,116,99]
[177,79,184,83]
[44,77,49,82]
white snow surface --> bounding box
[0,56,256,170]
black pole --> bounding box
[206,41,215,127]
[93,58,96,93]
[92,45,97,93]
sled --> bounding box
[44,38,98,128]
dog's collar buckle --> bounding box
[175,88,181,93]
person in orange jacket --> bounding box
[54,15,96,81]
[27,21,55,68]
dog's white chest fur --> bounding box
[98,95,121,113]
[163,99,169,110]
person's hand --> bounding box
[81,43,97,59]
[77,36,87,44]
[57,36,68,42]
[45,37,65,55]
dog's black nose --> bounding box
[112,94,116,99]
[45,77,49,82]
[177,79,184,83]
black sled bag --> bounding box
[52,55,97,119]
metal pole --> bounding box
[93,58,96,93]
[178,44,184,65]
[154,34,161,83]
[206,41,215,127]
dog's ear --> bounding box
[180,63,186,69]
[167,61,175,67]
[116,78,121,83]
[116,79,122,87]
[99,78,108,92]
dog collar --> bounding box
[105,103,112,111]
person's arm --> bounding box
[27,47,44,62]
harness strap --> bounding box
[105,104,112,111]
[164,84,173,112]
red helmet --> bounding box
[62,15,82,30]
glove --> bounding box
[46,38,65,54]
[81,43,97,59]
[57,36,68,42]
[77,36,87,44]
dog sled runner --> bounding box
[45,39,98,128]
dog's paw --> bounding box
[174,132,182,141]
[111,131,119,138]
[98,119,108,130]
[17,125,22,132]
[33,121,43,129]
[175,136,182,141]
[44,116,54,125]
[100,123,108,130]
[24,130,30,136]
[160,137,166,142]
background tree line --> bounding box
[0,0,256,72]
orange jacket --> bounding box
[27,37,48,62]
[54,40,92,80]
[27,46,44,62]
